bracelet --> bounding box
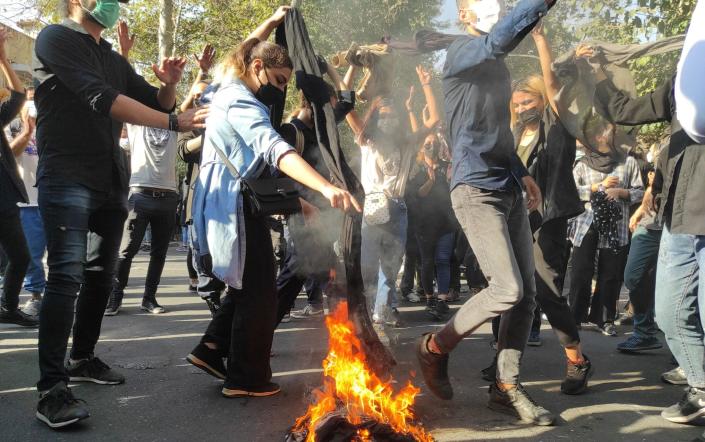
[168,113,179,132]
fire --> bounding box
[292,302,434,442]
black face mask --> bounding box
[255,67,285,107]
[517,107,542,125]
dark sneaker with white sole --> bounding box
[141,299,166,314]
[415,333,453,400]
[186,343,226,380]
[488,383,555,426]
[36,383,89,429]
[104,292,123,316]
[222,382,280,398]
[561,355,593,395]
[67,357,125,385]
[661,387,705,423]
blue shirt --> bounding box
[443,0,549,191]
[191,78,294,288]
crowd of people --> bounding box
[0,0,704,435]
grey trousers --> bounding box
[435,184,537,384]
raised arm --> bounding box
[416,65,440,129]
[247,6,290,41]
[0,27,26,126]
[10,110,34,156]
[342,65,365,140]
[405,86,419,133]
[180,44,216,113]
[530,21,560,115]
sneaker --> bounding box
[446,289,460,303]
[290,304,324,319]
[186,343,226,380]
[222,382,280,398]
[561,355,593,395]
[415,333,453,400]
[385,307,403,327]
[203,294,221,317]
[21,297,42,317]
[405,292,422,303]
[141,299,166,314]
[527,329,542,347]
[601,323,617,336]
[104,292,122,316]
[661,387,705,423]
[0,307,39,327]
[280,313,291,323]
[188,284,198,293]
[662,366,688,385]
[175,245,189,252]
[481,356,497,382]
[615,313,634,326]
[36,383,89,429]
[617,335,663,353]
[435,299,450,316]
[67,356,125,385]
[489,340,498,351]
[488,383,555,426]
[425,298,444,321]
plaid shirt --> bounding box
[568,156,644,248]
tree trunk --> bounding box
[158,0,175,60]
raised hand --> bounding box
[0,27,9,60]
[117,21,136,57]
[270,6,291,26]
[575,43,595,60]
[416,65,432,86]
[193,43,216,73]
[405,86,415,111]
[152,57,187,85]
[531,19,544,38]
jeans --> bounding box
[37,180,127,391]
[654,225,705,388]
[417,230,455,295]
[0,207,29,311]
[20,206,47,294]
[568,225,629,327]
[201,211,277,387]
[624,226,661,339]
[533,217,581,347]
[112,191,178,301]
[436,184,536,384]
[189,224,226,302]
[361,199,407,317]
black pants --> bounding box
[400,220,422,295]
[568,224,629,327]
[0,207,30,311]
[201,212,277,387]
[37,180,127,391]
[186,245,197,280]
[112,191,178,300]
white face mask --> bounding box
[471,0,502,34]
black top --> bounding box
[33,21,171,192]
[513,108,583,224]
[595,76,705,235]
[407,163,458,236]
[0,90,29,212]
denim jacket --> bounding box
[192,78,294,288]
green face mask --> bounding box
[86,0,121,29]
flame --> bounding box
[292,302,433,442]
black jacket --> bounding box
[0,90,29,211]
[595,76,705,235]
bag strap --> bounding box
[211,143,244,181]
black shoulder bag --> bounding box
[212,145,301,218]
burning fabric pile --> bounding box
[286,302,433,442]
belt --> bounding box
[132,187,178,198]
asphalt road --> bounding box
[1,246,701,441]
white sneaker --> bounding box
[21,298,42,317]
[290,304,324,319]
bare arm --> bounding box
[0,28,24,93]
[416,66,440,129]
[10,115,34,156]
[405,86,419,132]
[531,22,560,115]
[247,6,290,41]
[342,65,364,140]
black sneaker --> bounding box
[67,356,125,385]
[662,366,688,385]
[425,298,442,321]
[188,284,198,293]
[561,355,593,395]
[527,329,542,347]
[415,333,453,400]
[186,343,226,380]
[104,292,122,316]
[661,387,705,423]
[36,383,89,429]
[617,335,662,353]
[488,383,555,426]
[481,356,497,382]
[222,382,280,398]
[0,307,39,327]
[435,299,450,316]
[203,294,220,317]
[141,298,166,314]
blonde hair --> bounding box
[510,75,547,128]
[215,38,292,84]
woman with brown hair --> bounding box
[186,7,360,398]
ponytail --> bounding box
[217,38,293,83]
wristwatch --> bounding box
[168,113,179,132]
